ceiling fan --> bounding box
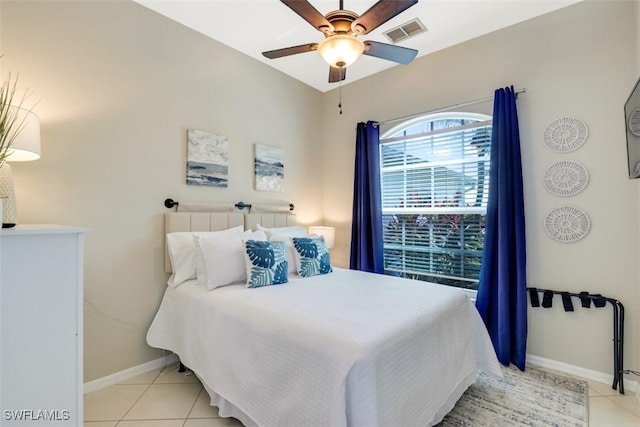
[262,0,419,83]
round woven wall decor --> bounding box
[544,206,590,243]
[543,160,589,197]
[543,117,588,153]
[629,107,640,137]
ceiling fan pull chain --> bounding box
[338,81,343,115]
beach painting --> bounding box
[255,144,284,192]
[186,129,229,187]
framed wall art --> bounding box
[254,144,284,192]
[186,129,229,187]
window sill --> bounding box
[461,287,478,303]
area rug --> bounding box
[437,365,588,426]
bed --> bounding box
[147,211,501,427]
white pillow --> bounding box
[256,224,307,238]
[166,225,244,287]
[257,225,308,274]
[195,229,267,291]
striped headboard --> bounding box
[164,212,298,273]
[244,213,298,232]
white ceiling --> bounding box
[134,0,582,93]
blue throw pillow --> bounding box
[243,240,288,288]
[292,237,333,278]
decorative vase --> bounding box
[0,162,17,228]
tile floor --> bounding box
[576,374,640,427]
[531,364,640,427]
[85,362,640,426]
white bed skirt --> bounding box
[197,369,478,427]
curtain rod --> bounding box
[377,88,526,126]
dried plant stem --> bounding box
[0,74,32,165]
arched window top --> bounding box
[382,111,491,140]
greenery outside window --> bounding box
[380,112,492,291]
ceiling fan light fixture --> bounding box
[318,35,364,68]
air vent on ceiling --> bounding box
[383,18,427,44]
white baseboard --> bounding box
[527,353,638,394]
[83,353,178,394]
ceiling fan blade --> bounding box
[328,66,346,83]
[363,40,418,64]
[281,0,334,33]
[352,0,418,35]
[262,43,318,59]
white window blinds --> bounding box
[380,116,491,290]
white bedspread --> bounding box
[147,268,501,427]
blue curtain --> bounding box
[476,86,528,370]
[350,121,385,273]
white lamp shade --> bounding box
[5,107,41,162]
[308,226,335,249]
[318,35,364,68]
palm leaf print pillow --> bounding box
[292,237,332,278]
[243,240,288,288]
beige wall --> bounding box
[0,1,323,382]
[637,0,640,72]
[323,0,640,376]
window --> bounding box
[380,112,492,291]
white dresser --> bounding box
[1,225,85,426]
